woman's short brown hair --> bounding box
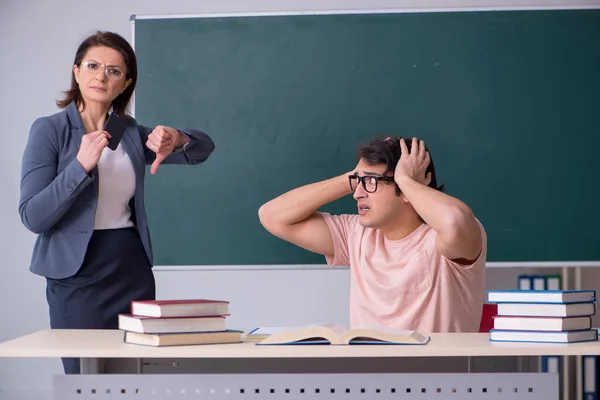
[57,31,137,115]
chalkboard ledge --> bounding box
[152,261,600,272]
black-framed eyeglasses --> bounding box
[348,174,395,193]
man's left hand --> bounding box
[395,138,432,186]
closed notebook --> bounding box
[124,330,242,347]
[490,329,598,343]
[256,323,430,345]
[496,302,595,317]
[118,314,226,334]
[130,299,230,318]
[492,316,592,332]
[487,289,596,304]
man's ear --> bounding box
[401,193,410,203]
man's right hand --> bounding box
[76,130,111,173]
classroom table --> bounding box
[1,329,599,399]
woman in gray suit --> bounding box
[18,31,215,374]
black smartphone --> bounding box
[104,112,129,150]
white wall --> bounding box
[1,0,599,399]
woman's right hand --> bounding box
[76,130,111,173]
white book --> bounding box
[490,329,597,343]
[493,316,592,332]
[487,290,596,304]
[496,302,595,317]
[118,314,226,334]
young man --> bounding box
[258,136,486,333]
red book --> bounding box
[131,299,230,318]
[479,303,497,333]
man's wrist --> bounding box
[395,175,417,189]
[338,172,354,195]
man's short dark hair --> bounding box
[357,135,445,195]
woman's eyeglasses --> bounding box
[80,60,125,80]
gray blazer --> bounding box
[19,102,215,279]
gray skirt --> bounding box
[46,227,155,373]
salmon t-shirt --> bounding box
[320,213,487,333]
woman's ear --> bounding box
[121,78,132,94]
[73,65,80,83]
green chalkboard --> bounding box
[132,9,600,265]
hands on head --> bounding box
[395,137,432,186]
[350,137,432,190]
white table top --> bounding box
[1,330,600,359]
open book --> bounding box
[254,323,430,345]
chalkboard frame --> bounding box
[130,7,600,268]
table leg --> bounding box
[80,358,101,374]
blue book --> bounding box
[541,355,560,373]
[496,302,595,317]
[583,355,598,400]
[490,329,598,343]
[487,289,596,304]
[518,275,532,290]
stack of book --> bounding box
[118,299,243,347]
[486,289,597,343]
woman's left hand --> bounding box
[147,126,183,175]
